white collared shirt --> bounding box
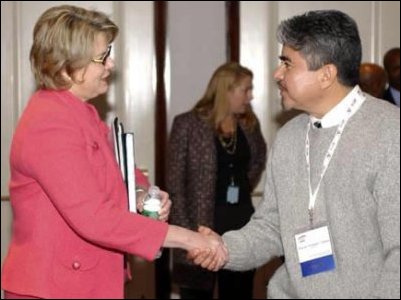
[310,85,364,128]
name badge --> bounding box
[294,226,335,277]
[226,185,239,204]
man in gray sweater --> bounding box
[190,10,400,298]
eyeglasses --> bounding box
[91,45,112,65]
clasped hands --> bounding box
[135,188,227,270]
[187,226,229,272]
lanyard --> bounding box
[305,94,365,227]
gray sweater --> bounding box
[223,96,400,298]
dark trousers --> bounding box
[179,269,255,299]
[180,287,213,299]
[218,269,254,299]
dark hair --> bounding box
[277,10,361,87]
[383,47,400,71]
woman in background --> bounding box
[167,62,267,299]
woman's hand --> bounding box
[136,187,171,222]
[158,190,171,222]
[135,188,147,213]
[187,226,229,271]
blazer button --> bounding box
[92,142,99,150]
[72,261,81,270]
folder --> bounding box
[112,117,137,213]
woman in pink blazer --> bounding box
[1,5,227,299]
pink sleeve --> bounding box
[135,168,150,188]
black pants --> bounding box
[180,287,213,299]
[218,269,254,299]
[179,269,255,299]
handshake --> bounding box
[186,226,229,272]
[144,190,228,271]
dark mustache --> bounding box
[276,81,285,90]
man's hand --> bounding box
[187,226,229,271]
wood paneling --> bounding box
[154,1,167,190]
[226,1,240,62]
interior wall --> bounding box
[167,1,226,131]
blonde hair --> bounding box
[193,62,257,131]
[30,5,118,89]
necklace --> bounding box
[218,129,237,155]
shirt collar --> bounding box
[310,85,364,128]
[389,86,400,107]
